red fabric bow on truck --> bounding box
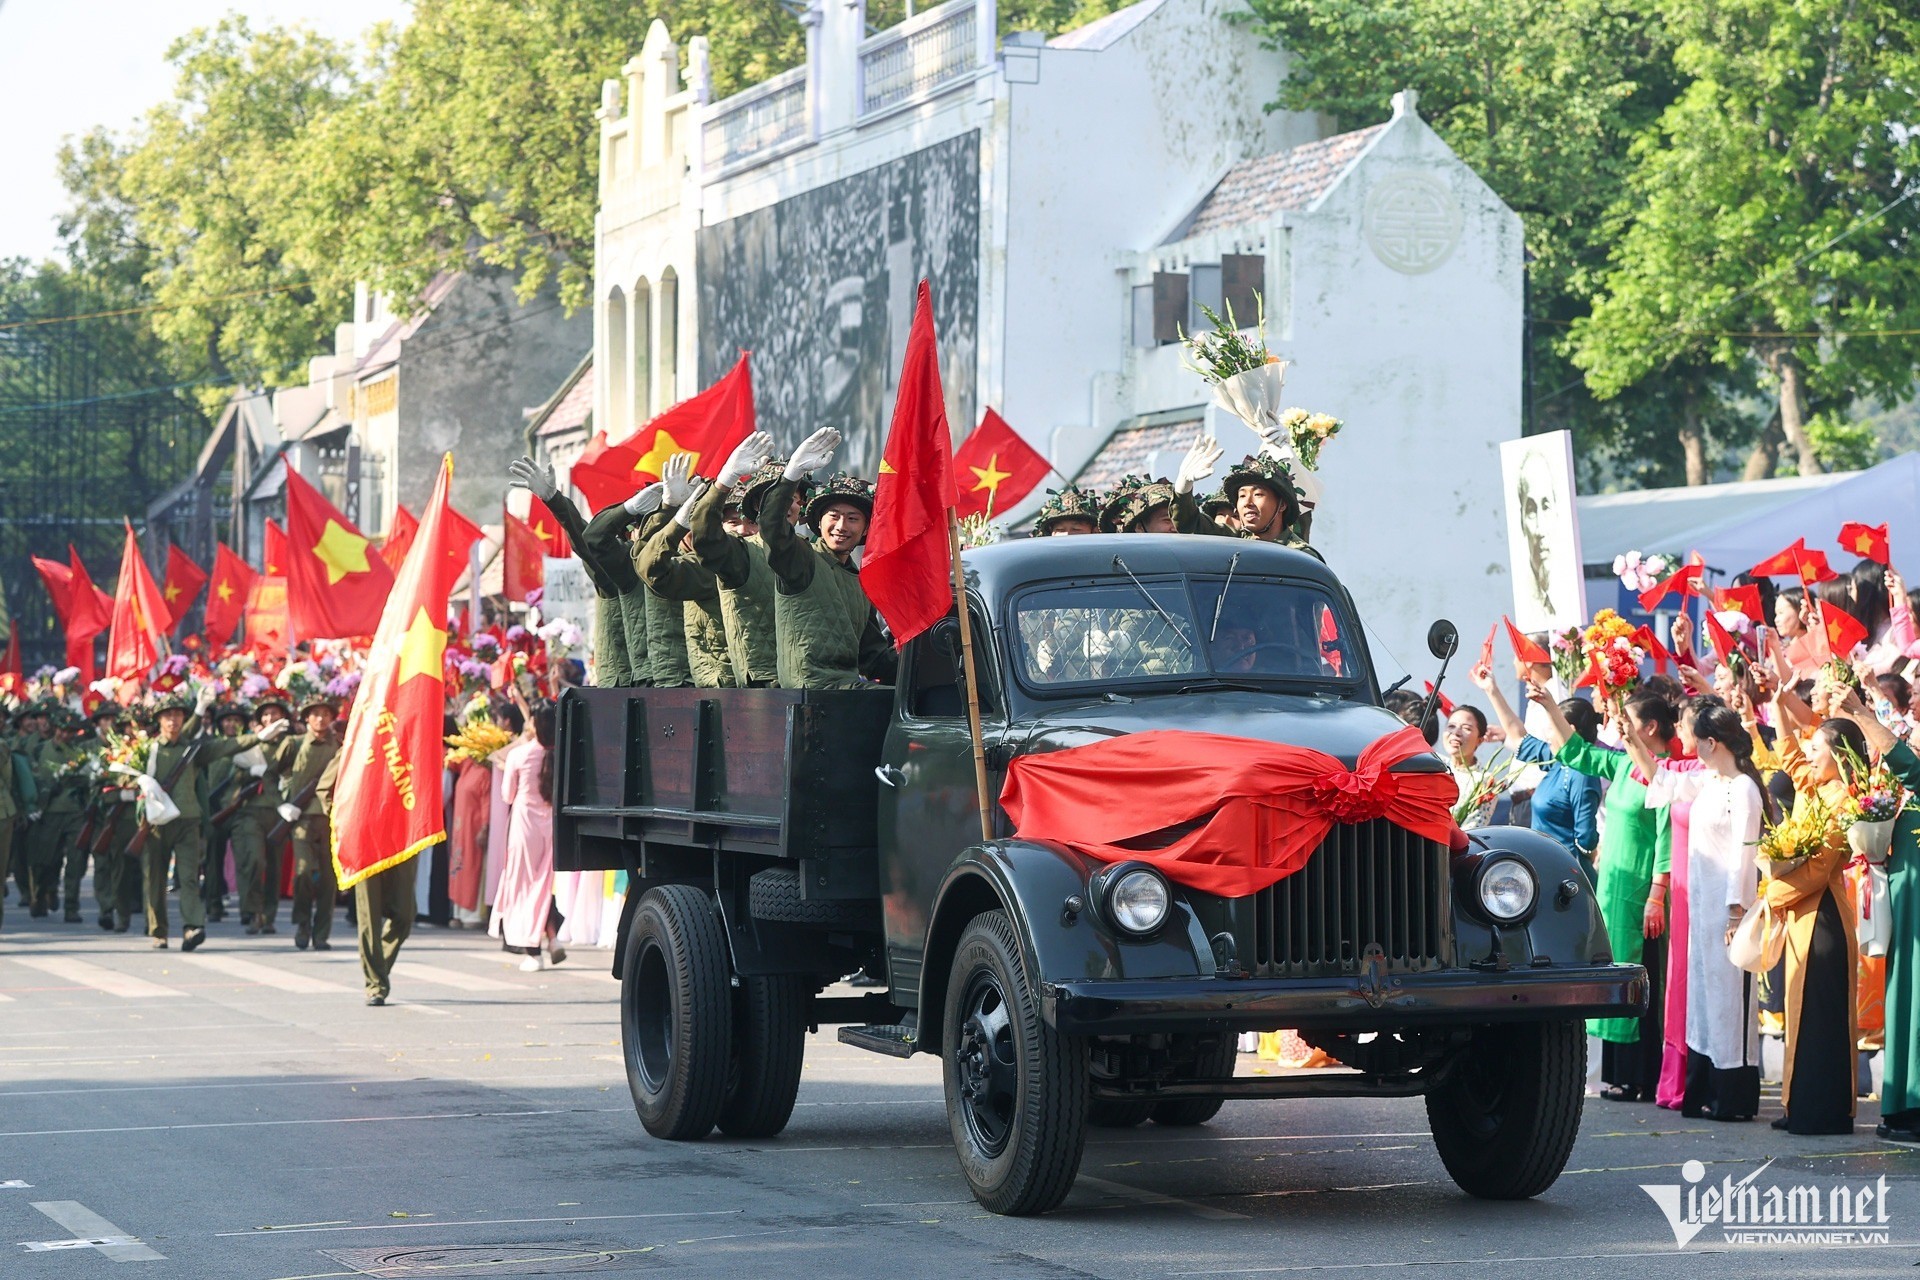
[999,724,1465,898]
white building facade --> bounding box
[591,0,1522,674]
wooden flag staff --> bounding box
[948,512,995,844]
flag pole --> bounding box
[948,511,994,844]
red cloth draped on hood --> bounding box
[999,724,1464,898]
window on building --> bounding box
[1152,272,1189,345]
[606,286,630,438]
[1189,263,1222,330]
[632,280,653,417]
[1131,284,1155,349]
[1223,254,1265,328]
[658,269,679,408]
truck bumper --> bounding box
[1042,963,1648,1035]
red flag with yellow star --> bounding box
[204,542,256,650]
[571,356,756,511]
[568,430,646,513]
[331,454,475,889]
[503,511,545,603]
[161,544,208,632]
[283,462,394,640]
[379,504,419,571]
[1838,521,1889,565]
[952,409,1049,519]
[263,518,289,577]
[106,521,169,679]
[525,494,572,558]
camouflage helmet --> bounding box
[212,699,253,725]
[1029,486,1103,537]
[155,689,196,715]
[297,694,336,720]
[1221,453,1302,528]
[1099,475,1178,533]
[804,472,876,530]
[740,461,812,525]
[253,692,293,719]
[1200,489,1234,518]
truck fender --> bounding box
[1452,827,1612,969]
[915,840,1212,1054]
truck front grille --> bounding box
[1251,819,1450,977]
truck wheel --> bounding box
[716,974,808,1138]
[1151,1037,1239,1127]
[1426,1019,1584,1199]
[622,885,733,1141]
[1087,1099,1154,1127]
[749,868,877,930]
[943,910,1088,1216]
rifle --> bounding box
[264,776,322,846]
[124,741,205,860]
[211,776,269,827]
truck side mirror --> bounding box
[1426,619,1459,661]
[930,616,962,658]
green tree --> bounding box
[1243,0,1693,481]
[1572,0,1920,478]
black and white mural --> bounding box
[696,131,980,478]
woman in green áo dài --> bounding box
[1531,684,1678,1102]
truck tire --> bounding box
[622,885,733,1141]
[1426,1019,1584,1199]
[749,868,876,929]
[943,910,1088,1216]
[716,974,808,1138]
[1151,1037,1239,1127]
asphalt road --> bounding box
[4,907,1919,1279]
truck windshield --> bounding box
[1010,576,1359,691]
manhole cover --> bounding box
[320,1243,638,1276]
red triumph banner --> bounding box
[379,504,420,572]
[284,463,394,639]
[161,544,208,632]
[204,542,257,650]
[106,522,169,679]
[952,409,1049,519]
[863,280,957,647]
[331,454,479,889]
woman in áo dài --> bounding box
[1532,683,1677,1102]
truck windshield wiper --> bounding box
[1176,678,1267,694]
[1111,555,1183,635]
[1208,551,1240,643]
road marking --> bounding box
[7,956,186,999]
[1,1181,31,1189]
[1076,1175,1248,1221]
[22,1201,164,1262]
[178,954,354,993]
[215,1208,742,1236]
[392,962,519,992]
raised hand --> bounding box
[507,456,559,502]
[718,432,773,488]
[662,453,697,507]
[623,481,667,518]
[1173,432,1224,496]
[1469,659,1494,693]
[785,427,841,481]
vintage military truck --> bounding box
[554,535,1646,1216]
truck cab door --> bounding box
[876,608,1001,1005]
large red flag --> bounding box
[244,579,290,655]
[568,431,646,513]
[1749,538,1807,578]
[161,544,208,632]
[204,543,257,650]
[31,556,74,628]
[0,620,21,694]
[283,463,394,639]
[525,494,572,558]
[379,504,419,572]
[263,518,289,578]
[864,280,957,647]
[106,522,169,679]
[331,454,473,889]
[952,409,1049,519]
[65,547,112,682]
[1838,521,1890,565]
[503,511,545,602]
[621,352,756,483]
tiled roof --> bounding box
[534,357,594,439]
[1069,415,1204,493]
[1178,125,1385,240]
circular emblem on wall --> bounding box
[1363,172,1462,275]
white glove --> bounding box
[718,432,773,488]
[194,685,217,715]
[623,482,666,518]
[118,789,138,803]
[507,456,559,502]
[257,718,292,741]
[662,453,697,507]
[277,803,302,824]
[785,427,841,481]
[673,481,710,530]
[1174,432,1225,496]
[249,763,268,777]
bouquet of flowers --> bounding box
[1757,792,1837,878]
[444,718,514,767]
[1549,626,1584,689]
[1451,755,1529,829]
[957,511,1004,550]
[1580,609,1644,695]
[1277,407,1343,471]
[1839,749,1906,863]
[1179,296,1275,386]
[1612,550,1677,595]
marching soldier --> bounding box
[10,703,49,912]
[1028,486,1102,537]
[26,706,86,919]
[139,686,287,950]
[79,699,139,930]
[0,705,27,935]
[756,427,897,689]
[272,695,341,951]
[683,434,809,688]
[508,456,637,687]
[350,745,411,1007]
[201,701,255,923]
[636,455,736,690]
[233,696,291,934]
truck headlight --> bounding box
[1097,863,1171,936]
[1476,857,1537,923]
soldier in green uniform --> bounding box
[140,687,287,949]
[1100,475,1180,534]
[683,435,804,688]
[0,705,28,935]
[1028,486,1103,537]
[200,701,255,923]
[582,485,661,688]
[1166,430,1318,552]
[11,703,49,912]
[350,779,414,1007]
[76,699,134,927]
[272,695,341,951]
[509,456,636,687]
[586,465,702,688]
[636,455,738,689]
[26,707,88,919]
[757,427,897,690]
[233,696,291,934]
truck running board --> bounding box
[838,1024,918,1058]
